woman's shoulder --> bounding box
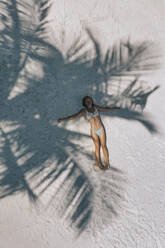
[94,104,100,111]
[80,108,86,114]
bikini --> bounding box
[85,106,103,136]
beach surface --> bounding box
[0,0,165,247]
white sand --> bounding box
[0,0,165,247]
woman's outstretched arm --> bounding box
[95,104,120,112]
[58,109,85,123]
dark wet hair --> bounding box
[82,96,94,107]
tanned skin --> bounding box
[58,96,120,169]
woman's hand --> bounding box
[57,118,64,123]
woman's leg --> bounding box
[90,129,103,169]
[99,129,109,168]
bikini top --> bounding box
[85,106,100,120]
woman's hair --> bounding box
[82,96,94,107]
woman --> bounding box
[58,96,120,170]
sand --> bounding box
[0,0,165,247]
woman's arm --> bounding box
[58,109,85,123]
[95,104,120,112]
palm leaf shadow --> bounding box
[0,127,37,201]
[0,0,161,235]
[85,28,160,133]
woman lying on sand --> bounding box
[58,96,120,170]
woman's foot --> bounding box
[95,161,104,170]
[103,157,110,169]
[102,161,110,170]
[104,164,110,169]
[98,163,104,170]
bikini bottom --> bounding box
[91,127,103,136]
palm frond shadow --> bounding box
[0,127,37,202]
[0,0,161,235]
[67,166,126,237]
